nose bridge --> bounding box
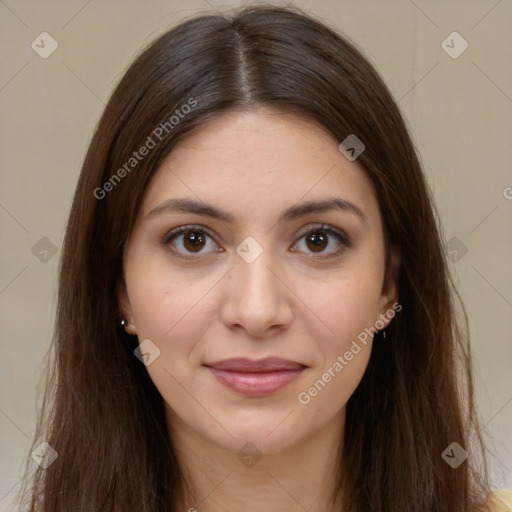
[236,249,276,300]
[221,241,293,334]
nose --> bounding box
[219,247,294,338]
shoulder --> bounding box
[486,489,512,511]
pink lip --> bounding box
[204,358,306,397]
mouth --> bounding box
[203,357,307,397]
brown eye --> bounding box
[163,225,221,257]
[292,225,350,258]
[183,231,206,252]
[305,232,328,252]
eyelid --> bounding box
[293,223,351,248]
[161,224,217,246]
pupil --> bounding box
[307,232,327,252]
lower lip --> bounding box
[206,367,305,397]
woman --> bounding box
[18,4,511,511]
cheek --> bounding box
[297,265,384,352]
[125,252,218,343]
[125,262,218,405]
[291,259,383,407]
[295,277,379,413]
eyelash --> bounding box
[162,223,351,261]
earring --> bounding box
[382,329,386,339]
[120,318,127,327]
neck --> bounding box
[168,409,345,512]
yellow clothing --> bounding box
[488,489,512,511]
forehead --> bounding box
[139,108,380,225]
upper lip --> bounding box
[204,357,306,372]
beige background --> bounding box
[1,0,511,508]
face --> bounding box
[119,108,398,455]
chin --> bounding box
[217,429,301,458]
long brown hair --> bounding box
[18,5,491,511]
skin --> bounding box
[118,107,399,512]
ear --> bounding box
[377,246,401,328]
[117,280,138,336]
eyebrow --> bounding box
[147,196,367,224]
